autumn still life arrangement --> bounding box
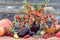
[0,0,60,39]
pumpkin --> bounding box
[0,19,13,33]
[0,27,5,36]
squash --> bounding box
[0,19,13,33]
[43,23,57,33]
[0,27,5,36]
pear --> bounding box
[14,32,19,39]
[40,31,45,36]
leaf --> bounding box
[44,0,49,3]
[34,3,40,11]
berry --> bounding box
[15,15,20,19]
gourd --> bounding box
[0,19,13,33]
[43,23,57,33]
[0,27,5,36]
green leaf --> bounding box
[34,3,40,11]
[44,0,49,3]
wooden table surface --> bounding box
[0,36,60,40]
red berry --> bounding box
[24,20,27,24]
[21,27,25,31]
[15,15,20,19]
[45,15,48,18]
[45,20,48,23]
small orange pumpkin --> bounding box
[0,27,5,36]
